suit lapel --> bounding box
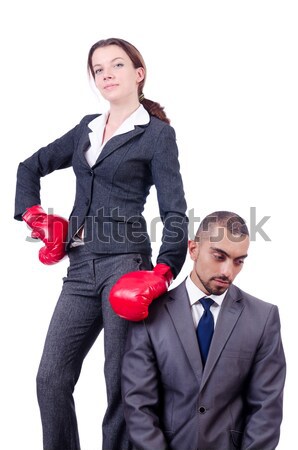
[77,123,147,167]
[77,130,93,167]
[200,285,245,391]
[95,126,146,165]
[166,281,203,382]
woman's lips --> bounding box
[104,84,118,90]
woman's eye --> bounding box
[115,63,124,68]
[94,68,103,75]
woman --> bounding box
[14,38,188,450]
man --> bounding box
[121,211,286,450]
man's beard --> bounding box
[194,268,231,295]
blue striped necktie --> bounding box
[197,297,214,365]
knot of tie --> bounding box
[200,297,214,311]
[197,297,214,366]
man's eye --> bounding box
[236,259,244,265]
[214,254,224,260]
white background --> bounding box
[1,1,297,448]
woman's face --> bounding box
[91,45,145,104]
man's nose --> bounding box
[220,260,233,279]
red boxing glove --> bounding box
[109,263,173,321]
[23,205,69,265]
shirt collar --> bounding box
[88,104,150,135]
[186,275,228,307]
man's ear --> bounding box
[188,239,199,261]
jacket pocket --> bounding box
[132,253,152,271]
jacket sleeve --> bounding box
[121,321,169,450]
[14,121,83,220]
[241,305,286,450]
[150,124,188,278]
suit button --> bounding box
[89,170,93,176]
[198,406,206,414]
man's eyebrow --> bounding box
[210,247,230,257]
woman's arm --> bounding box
[150,124,188,278]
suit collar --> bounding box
[77,121,148,167]
[165,282,245,388]
[84,105,150,166]
[87,105,149,134]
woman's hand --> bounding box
[109,264,173,321]
[23,205,69,265]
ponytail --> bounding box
[140,95,170,124]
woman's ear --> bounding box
[136,67,145,82]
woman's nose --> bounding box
[103,71,113,80]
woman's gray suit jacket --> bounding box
[14,114,188,276]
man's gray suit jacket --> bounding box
[122,281,286,450]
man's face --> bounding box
[189,226,249,295]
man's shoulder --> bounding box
[231,284,276,310]
[146,280,187,316]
